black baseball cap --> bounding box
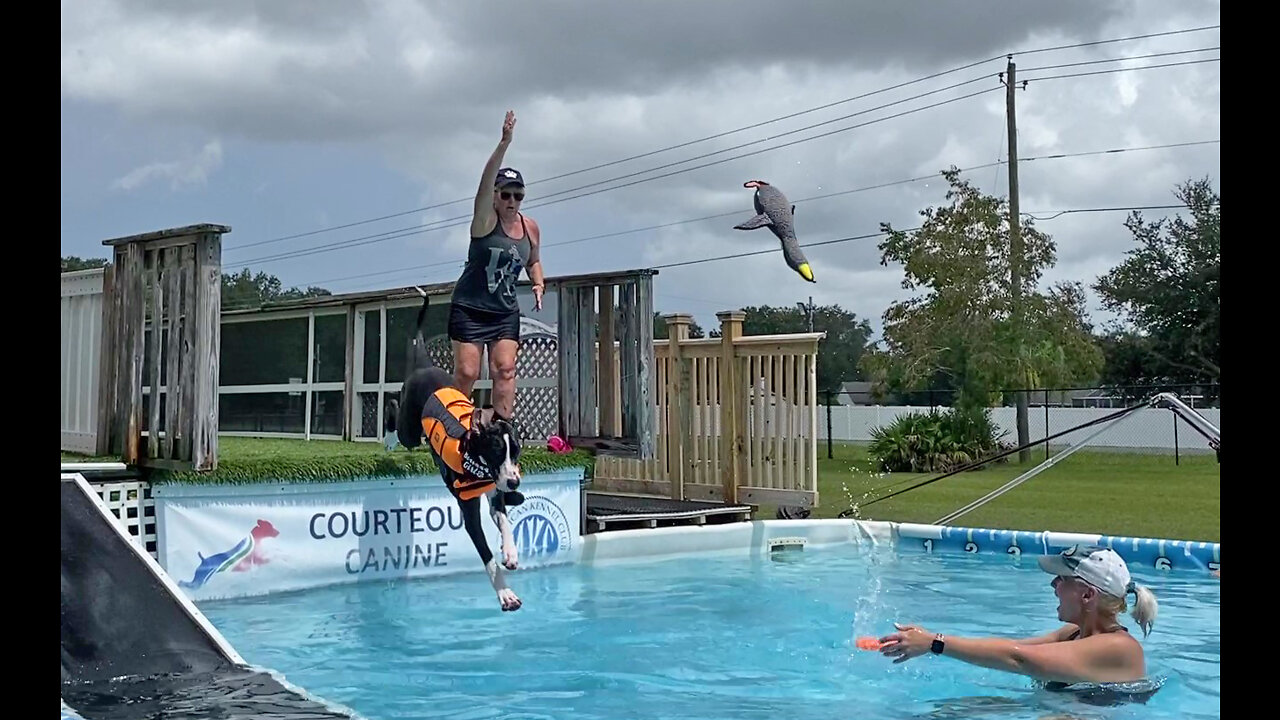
[495,167,524,188]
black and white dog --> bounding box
[386,291,526,612]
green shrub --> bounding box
[867,407,1010,473]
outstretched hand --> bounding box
[502,110,516,143]
[878,622,934,664]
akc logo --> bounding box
[509,496,572,560]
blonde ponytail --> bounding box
[1128,581,1159,637]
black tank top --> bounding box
[452,214,532,314]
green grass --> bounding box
[62,438,1220,543]
[807,442,1220,543]
[61,436,595,485]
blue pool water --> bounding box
[201,544,1221,719]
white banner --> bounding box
[152,469,584,601]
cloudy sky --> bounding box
[61,0,1220,336]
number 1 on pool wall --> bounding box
[923,539,933,553]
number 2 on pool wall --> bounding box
[964,542,978,554]
[923,539,933,553]
[1007,546,1021,558]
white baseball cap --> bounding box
[1038,544,1134,599]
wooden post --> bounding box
[191,230,222,471]
[178,245,197,462]
[94,263,117,457]
[163,250,182,459]
[121,243,145,464]
[1005,56,1032,463]
[557,285,580,439]
[618,282,637,439]
[598,285,617,437]
[664,313,693,500]
[717,310,745,503]
[576,286,598,437]
[342,305,356,441]
[147,251,164,459]
[634,275,655,460]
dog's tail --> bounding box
[392,288,440,450]
[406,288,436,374]
[415,286,430,340]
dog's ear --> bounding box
[471,406,486,430]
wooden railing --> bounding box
[595,312,823,509]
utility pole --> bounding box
[1004,55,1031,464]
[797,296,814,332]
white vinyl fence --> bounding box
[818,405,1221,452]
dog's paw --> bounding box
[502,545,519,571]
[498,588,522,612]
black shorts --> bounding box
[447,303,520,344]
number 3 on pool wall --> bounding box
[923,539,933,553]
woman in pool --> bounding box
[878,545,1159,685]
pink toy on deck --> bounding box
[546,435,572,454]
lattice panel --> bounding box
[91,481,158,558]
[517,333,558,379]
[424,334,455,374]
[514,331,558,441]
[359,392,380,438]
[514,385,558,441]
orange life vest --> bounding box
[420,387,495,501]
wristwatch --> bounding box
[930,633,946,654]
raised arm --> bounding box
[471,111,516,238]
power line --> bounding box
[228,67,1004,254]
[1017,45,1218,73]
[227,84,1003,269]
[227,75,1002,264]
[234,201,1194,309]
[1023,204,1185,220]
[648,203,1195,272]
[1020,56,1219,83]
[226,24,1219,251]
[1012,23,1218,57]
[246,140,1218,296]
[227,55,1216,270]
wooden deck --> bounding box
[584,492,753,532]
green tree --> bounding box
[61,256,108,273]
[859,167,1103,411]
[1094,178,1220,383]
[221,268,332,310]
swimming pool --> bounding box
[202,540,1220,719]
